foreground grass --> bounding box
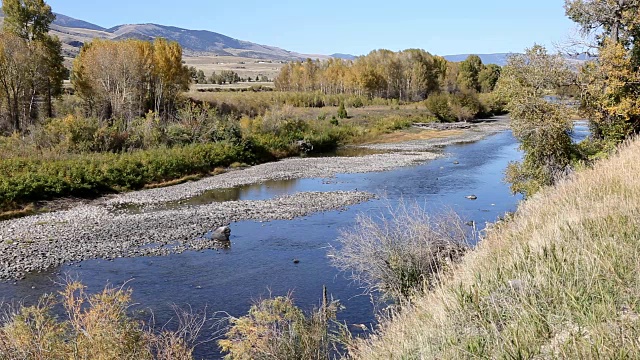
[349,138,640,359]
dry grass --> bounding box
[349,137,640,359]
[143,174,205,190]
[330,202,470,304]
[183,55,284,80]
[0,204,35,221]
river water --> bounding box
[0,125,587,358]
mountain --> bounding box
[0,11,310,61]
[331,53,358,60]
[443,53,514,66]
[52,12,106,31]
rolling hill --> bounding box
[0,10,311,61]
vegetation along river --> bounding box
[0,123,589,358]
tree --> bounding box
[0,31,34,131]
[196,69,206,84]
[457,55,484,92]
[478,64,501,93]
[0,0,65,130]
[579,39,640,142]
[1,0,55,42]
[72,38,189,124]
[498,46,576,197]
[565,0,640,45]
[565,0,640,144]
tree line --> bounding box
[274,50,501,102]
[188,67,270,85]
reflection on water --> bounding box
[179,178,304,206]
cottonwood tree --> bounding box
[498,45,576,197]
[0,0,65,132]
[457,54,483,92]
[274,49,451,101]
[72,38,189,126]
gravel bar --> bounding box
[360,116,511,152]
[0,191,374,280]
[106,151,440,207]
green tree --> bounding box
[1,0,55,42]
[457,55,484,92]
[498,45,576,197]
[478,64,501,93]
[196,69,206,84]
[0,0,64,129]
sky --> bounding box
[46,0,578,56]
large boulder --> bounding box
[212,226,231,241]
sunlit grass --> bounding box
[349,138,640,359]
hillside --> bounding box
[351,138,640,358]
[0,11,309,61]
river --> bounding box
[0,125,588,359]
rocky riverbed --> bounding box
[360,116,510,151]
[106,151,441,207]
[0,116,510,281]
[0,191,374,280]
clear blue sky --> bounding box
[46,0,577,56]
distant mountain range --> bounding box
[443,53,514,66]
[0,10,589,66]
[0,10,313,60]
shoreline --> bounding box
[0,116,510,281]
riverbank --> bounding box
[0,117,509,281]
[0,191,374,280]
[349,137,640,358]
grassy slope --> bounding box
[351,138,640,359]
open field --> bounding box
[350,137,640,359]
[183,55,286,80]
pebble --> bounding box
[0,191,374,280]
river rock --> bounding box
[296,140,314,153]
[212,226,231,241]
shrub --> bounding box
[219,289,341,360]
[0,281,196,359]
[337,103,348,119]
[330,202,470,303]
[425,93,454,122]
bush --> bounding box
[337,103,348,119]
[0,281,196,359]
[330,202,470,303]
[0,142,251,211]
[219,290,341,360]
[425,93,455,122]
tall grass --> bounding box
[0,142,250,211]
[348,138,640,359]
[330,202,470,304]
